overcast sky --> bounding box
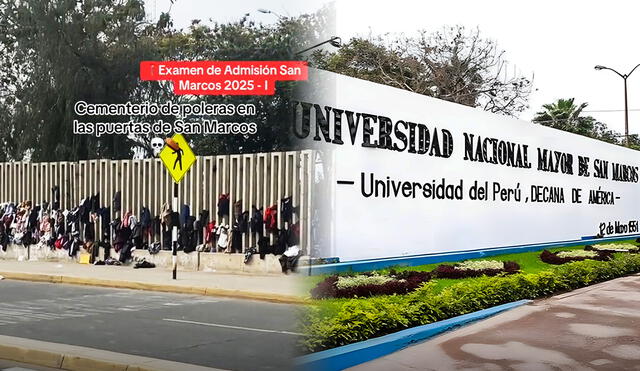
[151,0,640,136]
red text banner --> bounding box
[140,61,308,95]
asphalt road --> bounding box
[0,280,302,371]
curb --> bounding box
[295,299,532,371]
[0,334,224,371]
[0,271,307,305]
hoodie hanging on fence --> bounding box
[250,206,264,236]
[180,204,190,227]
[217,225,229,250]
[287,223,300,246]
[84,222,95,242]
[132,222,143,249]
[140,206,152,242]
[258,236,270,259]
[181,216,197,253]
[264,205,278,232]
[0,223,9,252]
[199,210,209,224]
[217,194,229,217]
[90,193,100,213]
[280,197,293,224]
[27,206,39,231]
[273,229,287,255]
[52,186,60,210]
[161,202,172,226]
[79,197,91,224]
[205,221,216,244]
[98,207,110,239]
[233,200,242,216]
[112,191,121,213]
[122,211,132,228]
[231,230,242,253]
[152,216,161,239]
[140,207,151,228]
[196,210,209,244]
[233,207,249,234]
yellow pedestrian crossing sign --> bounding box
[160,134,196,183]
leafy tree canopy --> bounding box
[0,0,326,161]
[311,26,533,116]
[533,98,624,146]
[0,0,163,161]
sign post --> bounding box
[172,182,178,279]
[159,134,196,280]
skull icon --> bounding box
[150,137,164,157]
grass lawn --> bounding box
[304,239,637,317]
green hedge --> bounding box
[301,254,640,352]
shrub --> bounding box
[336,273,395,289]
[556,250,598,258]
[433,260,520,279]
[540,249,612,265]
[310,270,431,299]
[457,260,504,270]
[302,254,640,352]
[310,275,339,299]
[585,244,639,253]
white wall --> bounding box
[296,70,640,262]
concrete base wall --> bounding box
[0,244,77,262]
[0,244,287,274]
[131,250,284,274]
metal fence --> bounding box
[0,150,314,253]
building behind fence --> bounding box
[0,151,313,254]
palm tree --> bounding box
[533,98,588,132]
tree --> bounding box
[0,0,170,161]
[625,134,640,151]
[533,98,619,144]
[0,0,327,161]
[312,26,533,116]
[132,12,327,157]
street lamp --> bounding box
[594,63,640,146]
[295,36,342,56]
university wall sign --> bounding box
[295,69,640,262]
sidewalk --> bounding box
[0,260,305,304]
[0,334,224,371]
[349,274,640,370]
